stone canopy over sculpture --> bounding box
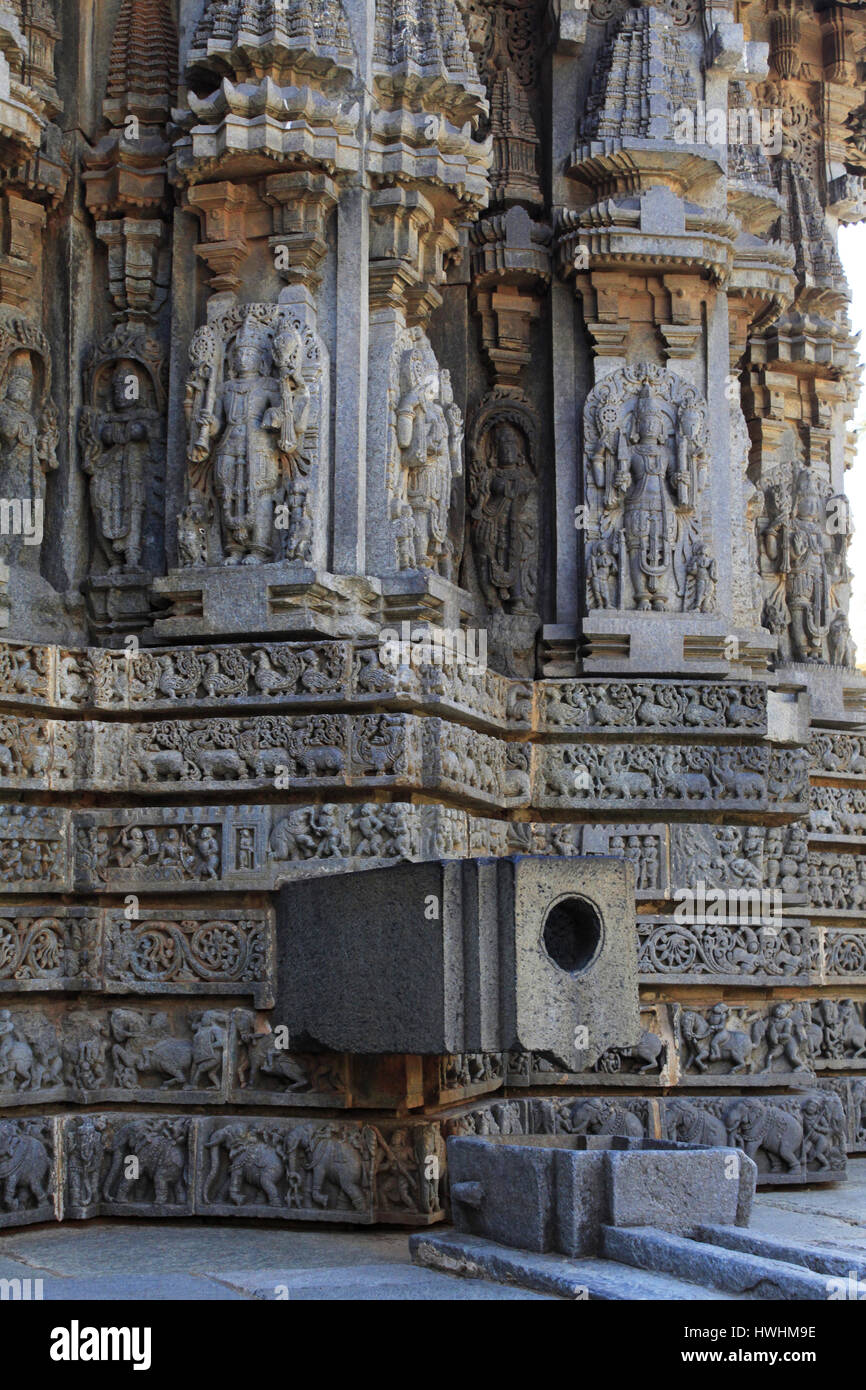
[0,0,864,1242]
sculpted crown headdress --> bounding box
[8,353,32,381]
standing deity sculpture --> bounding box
[184,308,315,566]
[80,345,163,576]
[0,319,59,571]
[0,358,41,496]
[760,466,851,664]
[583,364,712,613]
[391,330,463,577]
[466,408,537,614]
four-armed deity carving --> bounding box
[391,328,464,577]
[182,308,318,568]
[583,363,714,615]
[760,465,854,666]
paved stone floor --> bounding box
[1,1159,864,1300]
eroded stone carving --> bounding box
[80,326,165,578]
[584,363,713,613]
[390,328,464,576]
[184,305,321,567]
[0,315,58,569]
[760,464,852,665]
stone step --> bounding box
[410,1231,749,1300]
[600,1226,836,1299]
[694,1224,866,1282]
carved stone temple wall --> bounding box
[0,0,865,1227]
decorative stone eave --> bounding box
[468,209,551,285]
[372,0,485,125]
[186,22,356,88]
[728,239,797,331]
[555,202,738,286]
[367,110,492,215]
[0,79,45,167]
[10,123,68,209]
[567,141,725,199]
[727,178,785,237]
[372,69,488,131]
[172,81,362,182]
[82,133,171,218]
[827,172,866,224]
[750,309,857,373]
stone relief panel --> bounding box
[821,1079,866,1153]
[79,324,166,581]
[0,804,69,889]
[539,679,766,734]
[389,326,464,579]
[195,1115,444,1222]
[671,822,807,899]
[674,999,866,1083]
[0,1002,237,1105]
[0,639,50,701]
[536,743,807,813]
[659,1092,847,1185]
[182,304,326,569]
[0,907,274,1005]
[101,910,275,1007]
[232,1019,349,1109]
[0,908,98,993]
[0,1116,56,1229]
[811,731,866,776]
[810,785,866,839]
[759,463,854,666]
[64,1114,192,1219]
[507,1006,673,1088]
[637,916,817,987]
[463,393,539,676]
[583,363,715,615]
[0,312,59,571]
[807,852,866,914]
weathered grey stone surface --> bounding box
[447,1133,755,1256]
[599,1226,839,1300]
[274,855,639,1067]
[0,0,864,1241]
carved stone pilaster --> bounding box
[264,171,338,302]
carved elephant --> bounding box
[133,748,188,783]
[193,748,247,781]
[561,1098,643,1139]
[285,1126,368,1212]
[0,1122,50,1209]
[105,1121,187,1205]
[665,1100,727,1147]
[725,1100,803,1173]
[204,1125,284,1206]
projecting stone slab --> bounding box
[274,855,638,1069]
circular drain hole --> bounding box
[541,896,602,974]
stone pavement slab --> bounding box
[0,1160,861,1301]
